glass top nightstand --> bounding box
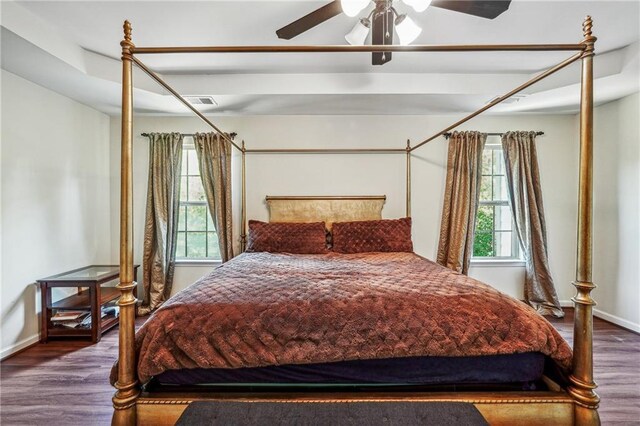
[37,264,139,343]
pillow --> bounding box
[246,220,328,254]
[331,217,413,253]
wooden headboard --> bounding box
[265,196,386,230]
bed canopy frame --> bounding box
[113,16,599,425]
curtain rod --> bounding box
[141,132,237,139]
[443,131,544,139]
[139,131,542,143]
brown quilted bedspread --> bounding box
[110,252,571,385]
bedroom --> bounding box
[1,0,639,425]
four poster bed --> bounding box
[112,17,600,425]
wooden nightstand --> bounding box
[37,265,139,343]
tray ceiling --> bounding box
[1,1,638,115]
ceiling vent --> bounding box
[486,94,527,105]
[185,96,218,106]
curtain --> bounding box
[502,131,564,317]
[194,132,234,262]
[138,133,183,316]
[437,131,487,274]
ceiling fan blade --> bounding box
[430,0,511,19]
[372,10,394,66]
[276,1,343,40]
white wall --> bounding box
[591,92,640,332]
[0,70,111,358]
[110,113,579,301]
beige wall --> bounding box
[0,70,111,358]
[109,113,579,303]
[592,92,640,332]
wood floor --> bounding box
[1,310,638,425]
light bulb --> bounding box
[402,0,432,13]
[341,0,370,18]
[395,15,422,45]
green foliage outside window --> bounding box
[473,207,494,257]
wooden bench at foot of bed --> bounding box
[134,390,576,426]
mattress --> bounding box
[154,353,546,387]
[110,251,572,386]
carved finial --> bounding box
[406,139,411,150]
[241,140,246,152]
[583,16,593,38]
[123,20,132,42]
[581,16,596,56]
[121,20,134,57]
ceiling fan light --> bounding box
[341,0,370,18]
[345,19,371,45]
[395,15,422,45]
[402,0,432,13]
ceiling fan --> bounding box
[276,0,512,65]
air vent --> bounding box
[486,94,527,105]
[185,96,218,106]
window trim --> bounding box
[470,258,526,267]
[175,259,223,266]
[472,141,522,262]
[176,141,222,262]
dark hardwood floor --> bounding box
[1,310,638,425]
[546,312,640,425]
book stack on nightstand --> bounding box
[51,310,90,328]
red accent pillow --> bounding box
[331,218,413,253]
[246,220,328,254]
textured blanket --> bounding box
[110,252,572,385]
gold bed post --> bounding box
[568,16,600,426]
[405,139,411,217]
[241,140,247,252]
[112,20,139,426]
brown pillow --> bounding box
[331,217,413,253]
[246,220,328,254]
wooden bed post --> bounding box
[112,20,139,426]
[241,140,247,252]
[568,16,600,426]
[406,139,411,217]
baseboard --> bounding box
[593,308,640,334]
[558,299,640,333]
[0,334,40,361]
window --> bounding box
[473,142,520,260]
[176,139,221,261]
